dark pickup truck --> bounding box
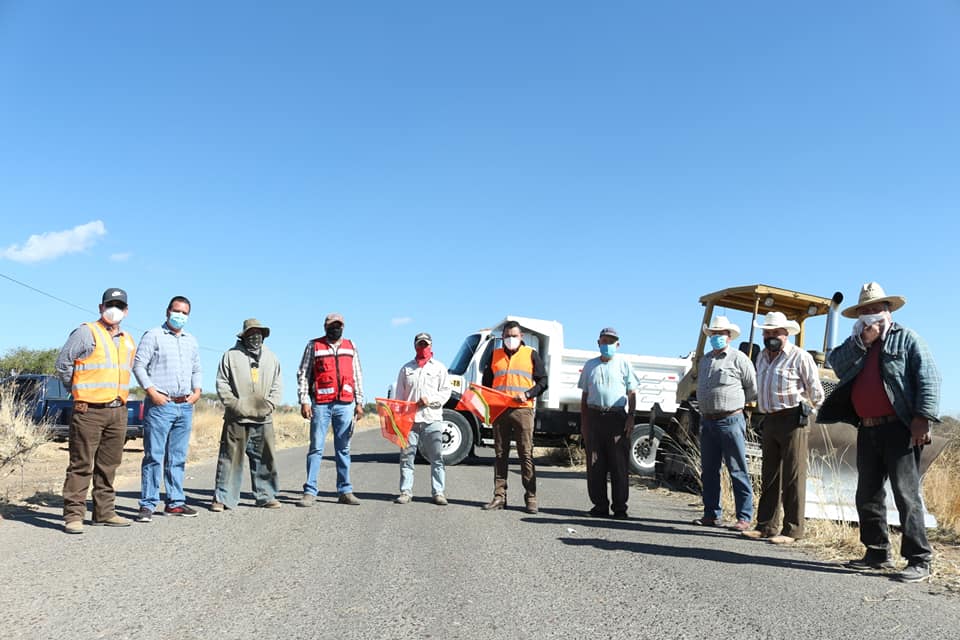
[3,374,144,441]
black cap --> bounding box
[102,288,128,305]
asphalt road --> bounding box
[1,429,958,640]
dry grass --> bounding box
[0,382,51,477]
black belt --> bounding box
[86,399,125,409]
[703,409,742,421]
[587,405,625,415]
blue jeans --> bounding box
[139,399,194,509]
[399,421,445,496]
[303,401,355,496]
[856,420,932,564]
[700,413,754,522]
[213,419,279,508]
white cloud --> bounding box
[109,252,132,262]
[391,317,413,326]
[1,220,107,263]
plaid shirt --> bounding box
[296,338,364,405]
[696,348,757,415]
[826,323,940,425]
[756,342,824,413]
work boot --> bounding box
[524,497,538,514]
[258,500,282,509]
[64,520,84,535]
[394,493,412,504]
[433,494,448,506]
[91,515,131,527]
[209,501,225,512]
[482,496,506,511]
[298,493,316,508]
[846,552,895,571]
[338,492,361,506]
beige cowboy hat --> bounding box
[754,311,800,336]
[702,316,741,340]
[236,318,271,338]
[840,282,906,319]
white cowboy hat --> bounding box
[754,311,800,336]
[702,316,741,340]
[840,282,906,319]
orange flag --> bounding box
[457,383,519,424]
[376,397,417,448]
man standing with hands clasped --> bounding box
[820,282,941,583]
[578,327,639,519]
[392,332,453,505]
[133,296,202,522]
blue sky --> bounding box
[1,2,958,414]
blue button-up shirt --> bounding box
[577,354,640,410]
[133,323,202,397]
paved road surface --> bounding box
[1,429,957,639]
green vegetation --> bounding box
[0,347,58,376]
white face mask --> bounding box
[102,306,125,325]
[859,312,886,326]
[503,336,521,351]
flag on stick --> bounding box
[376,397,417,448]
[457,383,519,424]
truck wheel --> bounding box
[440,409,474,466]
[629,425,665,475]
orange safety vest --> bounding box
[490,345,535,408]
[72,321,136,403]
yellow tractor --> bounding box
[661,284,946,526]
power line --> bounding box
[0,271,223,354]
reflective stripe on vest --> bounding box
[72,321,135,403]
[491,346,535,408]
[313,338,357,404]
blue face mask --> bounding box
[599,343,617,358]
[708,334,727,350]
[167,311,188,330]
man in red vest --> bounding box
[481,320,548,514]
[297,312,365,506]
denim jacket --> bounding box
[819,323,940,427]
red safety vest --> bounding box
[313,338,357,404]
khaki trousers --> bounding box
[492,408,536,499]
[756,408,807,539]
[62,405,128,523]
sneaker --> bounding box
[135,507,154,523]
[729,520,751,532]
[64,520,84,534]
[897,563,931,583]
[92,515,131,527]
[338,492,361,506]
[845,553,895,571]
[259,500,282,509]
[164,504,199,517]
[433,494,448,506]
[209,501,225,512]
[692,517,719,527]
[297,493,316,508]
[394,493,412,504]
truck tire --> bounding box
[440,409,474,466]
[629,425,665,475]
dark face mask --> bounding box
[764,336,783,352]
[243,332,264,352]
[326,325,343,341]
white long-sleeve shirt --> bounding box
[756,342,825,413]
[394,358,452,424]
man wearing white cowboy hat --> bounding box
[694,316,757,529]
[820,282,941,583]
[741,311,823,545]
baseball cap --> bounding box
[102,288,128,306]
[414,332,432,345]
[599,327,619,339]
[324,312,344,327]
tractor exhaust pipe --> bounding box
[823,291,844,364]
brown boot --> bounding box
[482,496,506,510]
[524,497,538,514]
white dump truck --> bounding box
[421,316,692,468]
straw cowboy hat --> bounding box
[754,311,800,336]
[703,316,741,340]
[840,282,906,319]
